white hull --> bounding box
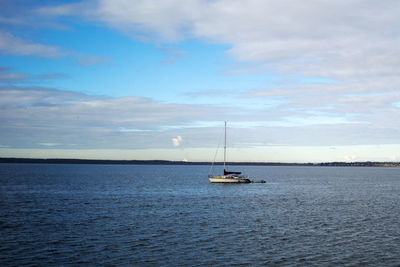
[209,176,250,183]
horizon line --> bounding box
[1,157,400,167]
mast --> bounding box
[224,121,226,172]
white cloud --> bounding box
[60,0,400,70]
[32,0,400,92]
[39,1,400,92]
[344,155,357,162]
[172,135,182,147]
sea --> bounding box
[1,163,400,266]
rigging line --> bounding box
[208,125,225,176]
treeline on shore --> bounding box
[0,157,399,167]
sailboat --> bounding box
[208,122,251,183]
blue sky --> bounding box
[1,0,400,162]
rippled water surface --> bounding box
[1,164,400,266]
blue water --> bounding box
[1,164,400,266]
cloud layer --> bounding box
[1,85,400,151]
[37,1,400,113]
[0,85,231,149]
[40,0,400,80]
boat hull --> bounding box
[209,176,251,183]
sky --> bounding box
[1,0,400,162]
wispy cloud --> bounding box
[185,89,241,97]
[0,0,111,65]
[35,2,86,17]
[0,31,65,58]
[36,73,69,80]
[0,66,69,84]
[77,55,111,67]
[39,143,62,147]
[157,45,188,64]
[0,66,27,82]
[0,30,111,68]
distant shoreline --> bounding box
[0,157,399,167]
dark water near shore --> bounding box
[1,164,400,266]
